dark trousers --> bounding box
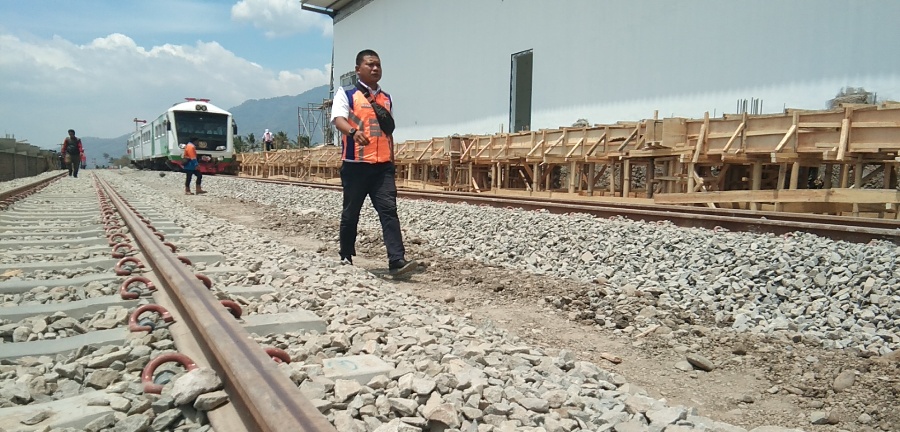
[339,162,405,263]
[68,158,80,177]
[185,170,202,189]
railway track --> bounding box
[0,172,67,209]
[6,169,895,431]
[0,174,335,432]
[241,177,900,244]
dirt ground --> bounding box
[189,194,899,432]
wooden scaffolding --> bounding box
[236,103,900,218]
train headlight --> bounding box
[215,146,226,151]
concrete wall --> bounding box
[0,138,58,182]
[331,0,900,142]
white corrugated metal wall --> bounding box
[331,0,900,142]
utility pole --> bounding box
[133,118,147,132]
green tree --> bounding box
[111,155,130,167]
[294,134,311,148]
[235,133,260,152]
[274,131,289,149]
[233,135,248,153]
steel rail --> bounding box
[401,189,900,231]
[406,192,900,244]
[95,177,336,432]
[0,172,67,204]
[241,177,900,244]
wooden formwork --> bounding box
[236,104,900,218]
[394,136,465,190]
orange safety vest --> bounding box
[341,86,394,163]
[184,142,197,159]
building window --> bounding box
[510,49,533,133]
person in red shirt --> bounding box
[80,152,87,170]
[182,137,205,195]
[61,129,84,177]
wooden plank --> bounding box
[496,135,511,160]
[719,121,745,159]
[584,132,607,157]
[564,137,586,159]
[415,139,435,162]
[848,143,900,151]
[851,121,900,128]
[854,160,864,188]
[519,170,532,192]
[836,118,851,161]
[691,170,706,193]
[654,188,900,204]
[526,138,551,157]
[750,162,763,211]
[798,122,842,128]
[773,124,797,152]
[848,164,884,189]
[776,163,787,191]
[691,122,707,164]
[459,139,478,159]
[615,125,640,152]
[789,162,801,190]
[743,130,796,137]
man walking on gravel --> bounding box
[61,129,84,177]
[331,49,416,276]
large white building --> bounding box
[302,0,900,142]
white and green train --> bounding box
[127,98,238,174]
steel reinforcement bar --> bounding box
[94,176,336,432]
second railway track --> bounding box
[241,177,900,244]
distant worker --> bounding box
[61,129,84,178]
[80,152,87,170]
[331,49,416,276]
[263,129,274,151]
[182,137,206,195]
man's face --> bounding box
[356,55,382,85]
[68,132,75,137]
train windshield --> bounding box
[173,111,229,151]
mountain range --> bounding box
[78,85,331,166]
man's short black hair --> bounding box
[68,129,75,134]
[356,49,380,66]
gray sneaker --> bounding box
[388,259,416,275]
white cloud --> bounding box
[0,33,330,147]
[231,0,333,38]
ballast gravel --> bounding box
[4,169,893,431]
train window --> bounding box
[340,71,357,88]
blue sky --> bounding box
[0,0,333,149]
